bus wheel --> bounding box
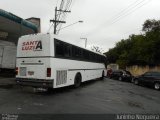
[100,71,104,80]
[74,73,82,88]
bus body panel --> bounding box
[16,34,106,89]
[51,58,105,88]
[17,34,53,58]
[16,58,51,79]
[16,34,54,88]
[16,57,54,88]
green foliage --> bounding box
[105,19,160,68]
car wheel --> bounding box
[118,77,122,81]
[134,79,139,85]
[131,78,134,83]
[154,83,160,90]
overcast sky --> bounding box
[1,0,160,52]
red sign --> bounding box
[22,41,42,51]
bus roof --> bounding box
[20,33,106,57]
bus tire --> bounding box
[100,71,104,80]
[74,73,82,88]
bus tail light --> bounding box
[47,68,51,77]
[16,67,18,75]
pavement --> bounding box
[0,77,16,88]
[0,77,160,114]
[0,77,160,120]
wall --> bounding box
[107,64,119,71]
[26,17,41,33]
[126,65,160,76]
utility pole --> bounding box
[80,38,87,48]
[50,7,71,34]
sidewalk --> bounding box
[0,77,16,88]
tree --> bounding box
[105,19,160,68]
[91,46,104,53]
[143,19,160,32]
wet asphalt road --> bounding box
[0,78,160,114]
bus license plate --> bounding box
[28,71,34,76]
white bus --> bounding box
[16,33,107,89]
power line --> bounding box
[107,0,151,27]
[50,0,72,34]
[107,0,143,23]
[56,0,73,34]
[86,0,152,38]
[59,0,72,22]
[57,0,71,23]
[106,0,150,26]
[47,23,54,33]
[56,0,59,7]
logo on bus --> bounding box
[22,41,42,51]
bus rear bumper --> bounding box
[16,78,53,88]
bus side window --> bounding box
[75,47,79,57]
[72,46,76,58]
[72,46,82,59]
[91,53,94,61]
[54,39,106,63]
[64,43,72,58]
[84,50,89,61]
[99,56,102,63]
[78,48,82,59]
[55,40,64,57]
[96,55,99,63]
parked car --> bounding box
[110,70,133,82]
[133,71,160,90]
